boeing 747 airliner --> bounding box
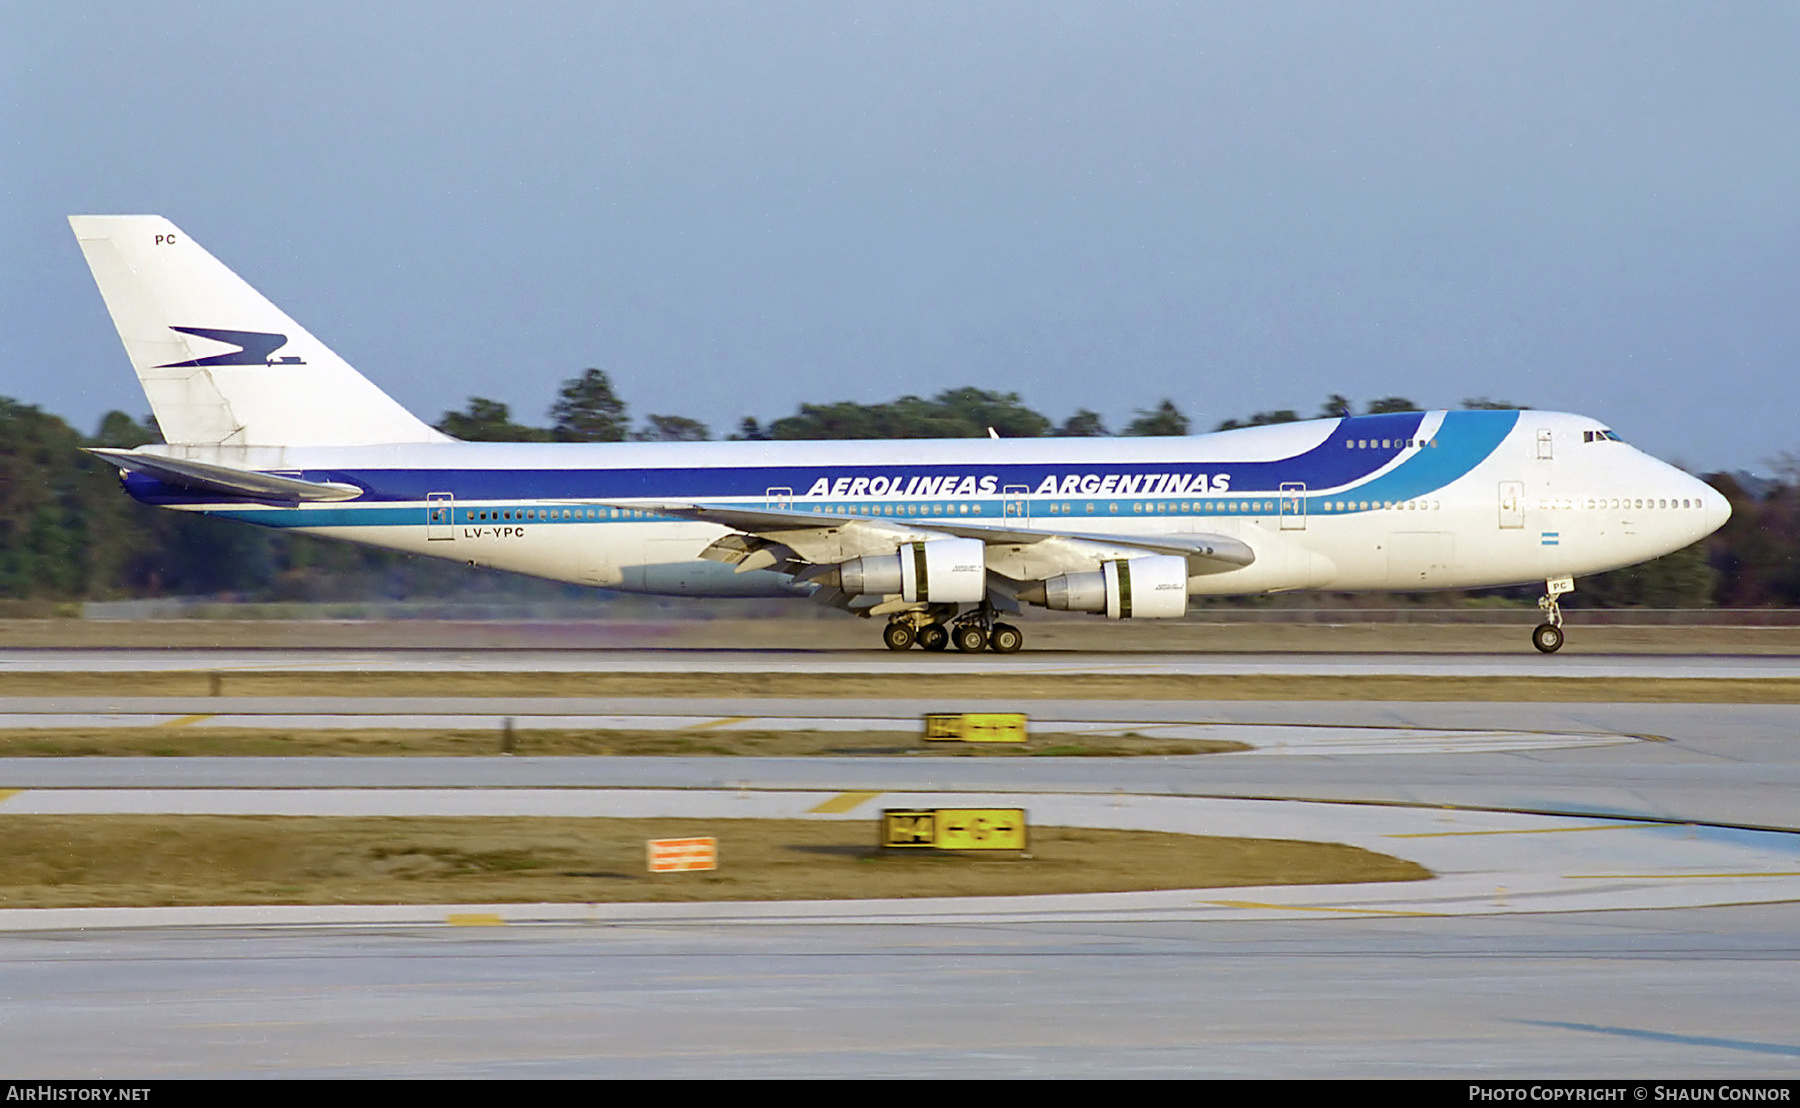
[69,216,1730,653]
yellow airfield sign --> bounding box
[881,808,1028,851]
[922,713,1028,742]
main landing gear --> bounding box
[882,606,1023,654]
[1532,576,1575,654]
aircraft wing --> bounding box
[86,448,365,503]
[897,517,1255,569]
[623,501,1255,576]
[627,502,879,535]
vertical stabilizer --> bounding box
[69,215,448,447]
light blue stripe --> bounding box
[1306,409,1518,513]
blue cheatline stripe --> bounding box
[147,410,1518,529]
[205,503,1010,528]
[209,505,433,528]
[126,412,1445,507]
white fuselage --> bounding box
[124,408,1728,604]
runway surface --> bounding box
[7,646,1800,678]
[4,646,1797,1077]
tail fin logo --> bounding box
[154,326,306,368]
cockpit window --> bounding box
[1583,429,1625,443]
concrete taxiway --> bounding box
[0,693,1651,756]
[6,699,1798,829]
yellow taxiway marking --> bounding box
[1387,823,1655,838]
[689,716,754,730]
[158,714,216,729]
[810,791,883,814]
[0,789,20,805]
[1203,899,1443,917]
[446,913,507,926]
[1565,871,1800,880]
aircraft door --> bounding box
[766,486,792,510]
[426,492,455,541]
[1498,481,1524,529]
[1003,485,1030,520]
[1279,482,1306,530]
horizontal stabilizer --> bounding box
[86,448,364,502]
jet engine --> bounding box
[1026,555,1189,619]
[838,538,987,603]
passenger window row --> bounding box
[467,507,646,522]
[1535,498,1702,510]
[1322,500,1439,512]
[458,495,1476,523]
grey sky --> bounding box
[5,2,1797,472]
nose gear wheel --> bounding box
[1533,576,1575,654]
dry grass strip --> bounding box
[0,728,1247,758]
[0,815,1428,909]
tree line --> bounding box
[0,376,1784,609]
[436,369,1180,443]
[435,370,1534,444]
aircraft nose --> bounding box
[1698,478,1731,536]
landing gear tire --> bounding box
[1535,576,1574,655]
[918,624,950,652]
[882,622,916,652]
[1531,622,1564,654]
[988,623,1024,654]
[952,624,989,653]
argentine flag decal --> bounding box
[1541,532,1561,546]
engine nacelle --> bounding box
[839,538,987,603]
[838,553,902,595]
[1040,555,1189,619]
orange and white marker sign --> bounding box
[647,837,718,872]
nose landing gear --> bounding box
[1533,576,1575,654]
